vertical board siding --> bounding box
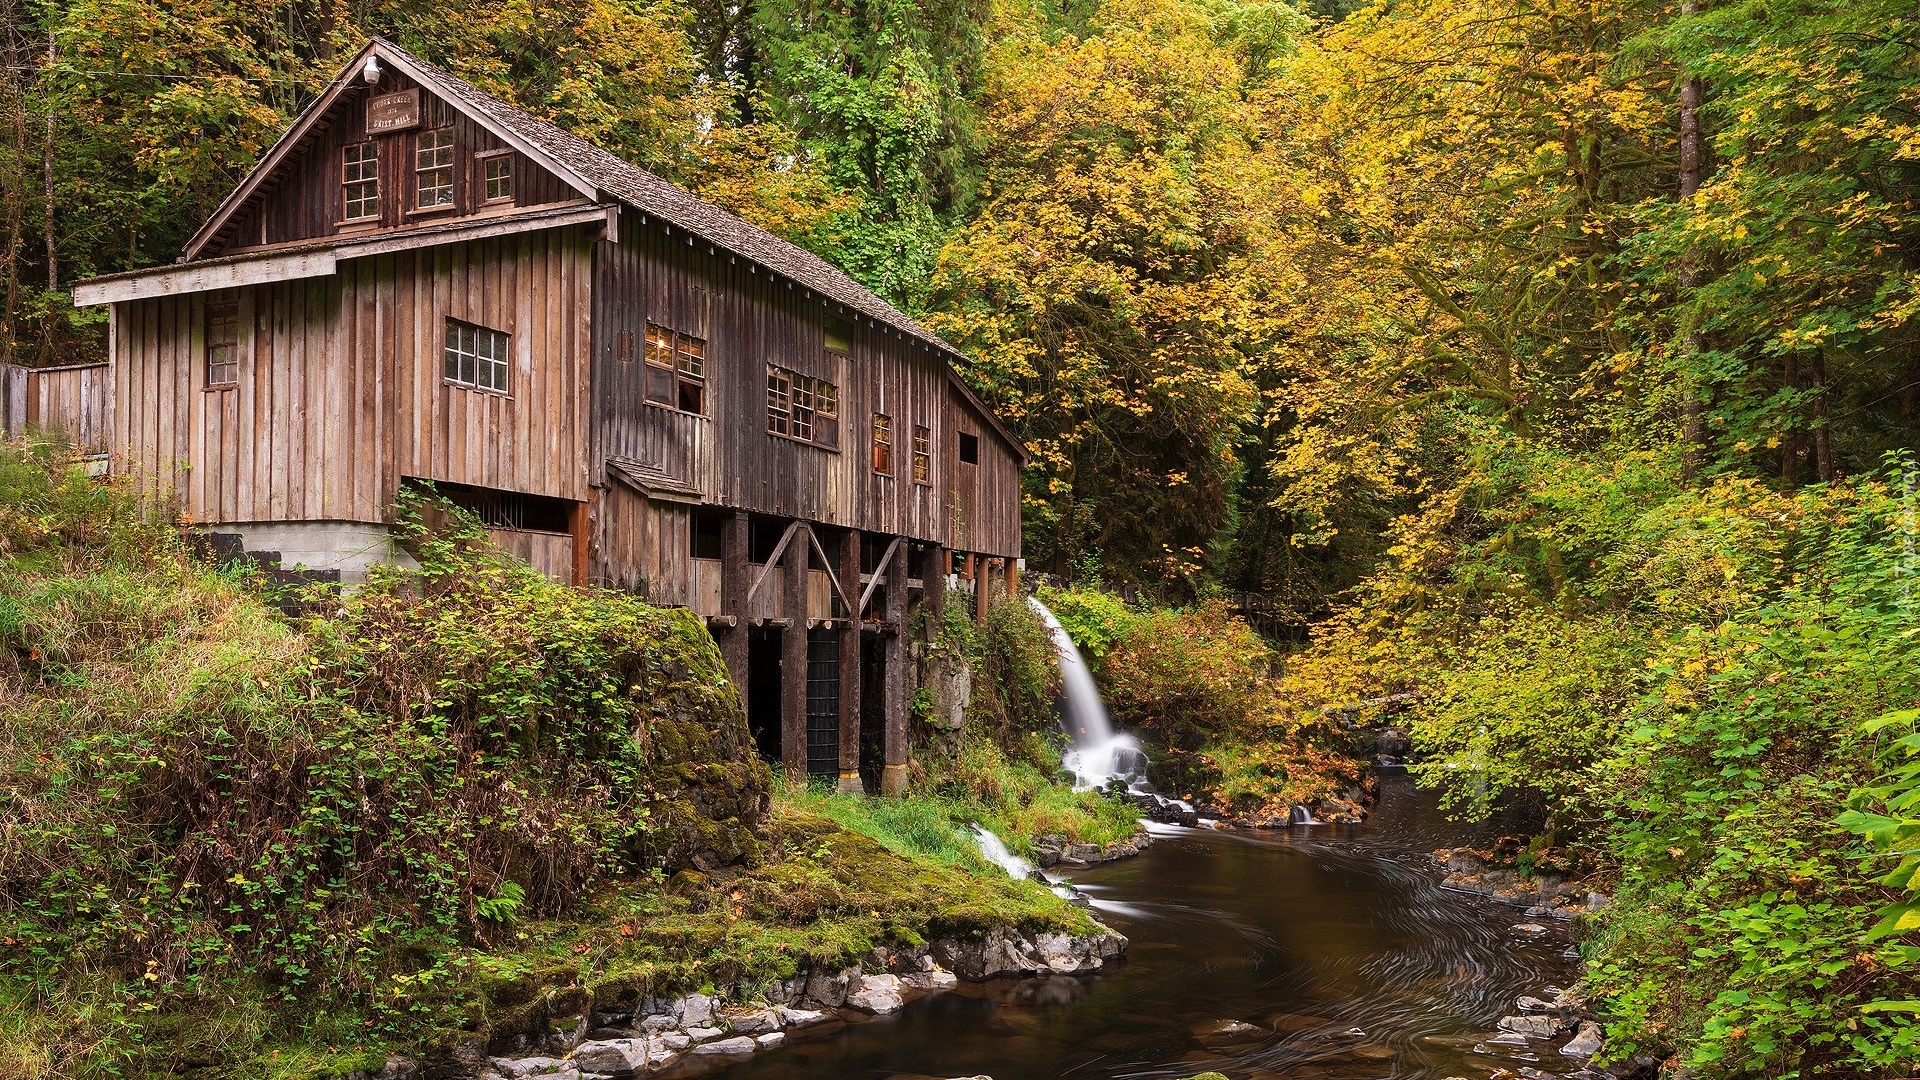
[2,363,111,454]
[590,209,1023,593]
[114,226,594,524]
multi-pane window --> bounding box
[343,142,379,221]
[766,365,838,448]
[444,318,510,392]
[642,323,706,415]
[205,302,240,386]
[415,129,455,209]
[911,425,931,484]
[482,153,513,203]
[872,413,893,475]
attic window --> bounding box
[825,317,853,354]
[481,151,513,203]
[643,323,706,415]
[959,432,979,465]
[912,425,931,484]
[342,142,379,221]
[415,129,455,209]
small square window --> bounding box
[205,302,240,386]
[483,154,513,202]
[416,129,455,209]
[343,142,379,221]
[959,432,979,464]
[912,425,931,484]
[444,318,510,392]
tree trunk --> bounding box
[1678,0,1707,482]
[1813,350,1833,482]
[0,0,25,366]
[1780,352,1798,487]
[41,28,54,293]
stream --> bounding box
[702,776,1576,1080]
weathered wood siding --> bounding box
[112,227,594,522]
[1,362,110,454]
[211,71,578,257]
[590,209,1021,591]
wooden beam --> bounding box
[568,495,591,587]
[806,526,858,618]
[744,520,802,603]
[881,537,910,796]
[838,530,863,794]
[719,511,749,695]
[927,546,948,640]
[975,556,992,625]
[857,535,904,615]
[781,524,811,783]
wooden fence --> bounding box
[1,362,111,455]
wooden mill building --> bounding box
[67,38,1027,793]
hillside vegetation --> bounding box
[0,445,1097,1078]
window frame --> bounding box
[414,128,457,211]
[911,424,931,484]
[443,317,511,394]
[872,413,894,476]
[342,141,380,223]
[959,431,980,465]
[204,301,240,389]
[641,322,707,416]
[766,363,839,449]
[478,148,514,205]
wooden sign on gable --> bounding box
[366,89,420,135]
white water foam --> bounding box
[1029,596,1152,792]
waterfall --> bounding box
[1028,596,1151,792]
[970,824,1077,900]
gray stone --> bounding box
[1510,922,1551,935]
[1063,843,1102,862]
[673,993,716,1028]
[804,966,859,1007]
[754,1032,785,1050]
[373,1057,421,1080]
[900,969,959,992]
[1498,1014,1563,1038]
[489,1058,575,1079]
[1560,1020,1604,1058]
[659,1034,691,1052]
[683,1026,723,1042]
[691,1036,757,1056]
[777,1006,827,1027]
[845,973,904,1013]
[637,1015,674,1035]
[726,1008,782,1035]
[1515,995,1557,1013]
[569,1039,654,1075]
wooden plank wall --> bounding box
[0,363,109,454]
[113,227,593,523]
[591,208,1020,592]
[215,72,577,257]
[946,384,1023,558]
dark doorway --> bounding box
[747,627,783,764]
[806,629,839,776]
[859,634,886,793]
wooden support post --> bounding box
[782,523,811,783]
[974,555,990,625]
[881,536,910,795]
[1005,557,1018,600]
[927,545,948,641]
[719,511,749,695]
[837,530,863,794]
[569,495,593,588]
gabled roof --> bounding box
[148,38,1028,463]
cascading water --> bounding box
[970,824,1077,901]
[1027,596,1151,792]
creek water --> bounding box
[702,776,1575,1080]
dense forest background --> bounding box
[5,0,1920,1073]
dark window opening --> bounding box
[690,512,725,560]
[959,432,980,464]
[824,316,854,354]
[806,629,840,776]
[750,518,790,564]
[748,629,783,764]
[405,478,573,533]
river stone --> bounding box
[1350,1043,1398,1060]
[673,993,716,1028]
[684,1026,723,1042]
[489,1058,574,1079]
[846,974,905,1013]
[1560,1020,1604,1058]
[805,966,860,1007]
[638,1015,674,1035]
[1510,923,1551,935]
[1480,1030,1533,1047]
[754,1032,785,1050]
[659,1034,691,1052]
[691,1036,757,1056]
[1498,1014,1562,1038]
[1515,995,1557,1013]
[777,1006,827,1027]
[726,1009,782,1035]
[569,1039,655,1075]
[901,969,960,992]
[1192,1019,1263,1045]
